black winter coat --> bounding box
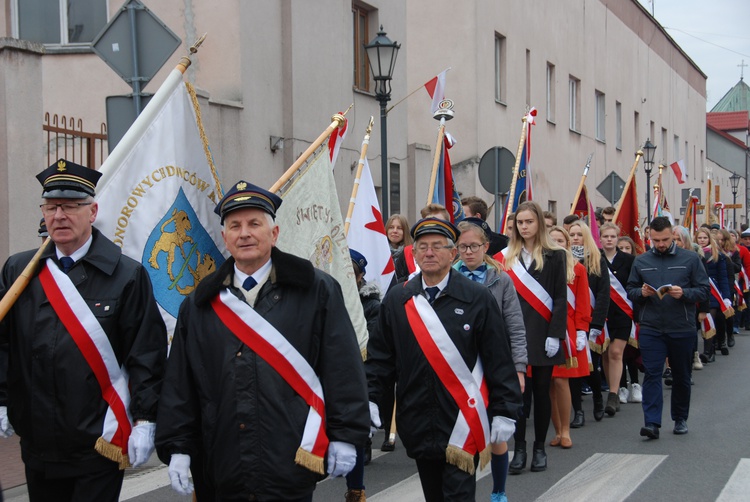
[602,250,634,332]
[155,247,369,500]
[0,229,166,474]
[366,270,522,460]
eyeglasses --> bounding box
[457,243,483,253]
[415,243,454,253]
[40,202,93,215]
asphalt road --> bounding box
[4,330,750,501]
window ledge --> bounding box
[569,128,581,136]
[43,44,95,55]
[495,99,507,107]
[596,138,606,144]
[547,119,556,126]
[353,87,376,98]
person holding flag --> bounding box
[155,181,370,500]
[0,159,167,501]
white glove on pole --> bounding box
[369,401,382,438]
[128,421,156,467]
[0,406,13,438]
[326,441,357,477]
[168,454,194,495]
[589,328,602,343]
[576,330,587,352]
[490,416,516,444]
[545,337,560,358]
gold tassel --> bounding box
[588,340,603,355]
[295,448,325,475]
[724,306,735,318]
[95,437,130,470]
[627,337,639,349]
[445,445,476,475]
[702,328,716,340]
[478,446,491,471]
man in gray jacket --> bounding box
[626,216,709,439]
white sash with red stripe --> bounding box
[403,245,420,279]
[211,290,328,474]
[701,313,716,339]
[404,295,490,475]
[709,278,734,318]
[735,281,746,311]
[602,269,637,348]
[38,259,132,469]
[500,249,553,322]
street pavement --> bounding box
[3,330,750,501]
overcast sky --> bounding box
[637,0,750,111]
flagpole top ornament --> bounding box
[636,149,644,158]
[178,33,208,71]
[331,104,354,129]
[432,99,454,121]
[366,116,374,135]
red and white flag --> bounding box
[328,115,348,170]
[347,157,395,292]
[669,159,686,184]
[424,69,448,114]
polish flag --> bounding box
[669,159,686,184]
[346,157,395,292]
[328,115,348,170]
[424,69,448,114]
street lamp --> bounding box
[730,172,741,229]
[643,139,656,223]
[365,26,400,219]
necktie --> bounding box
[60,257,74,274]
[243,276,257,291]
[425,286,440,304]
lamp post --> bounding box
[643,139,656,223]
[730,172,741,229]
[365,26,400,219]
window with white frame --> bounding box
[595,90,605,141]
[14,0,107,46]
[569,76,580,132]
[546,62,556,122]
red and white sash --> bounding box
[735,281,746,311]
[404,295,490,475]
[701,313,716,339]
[709,278,734,318]
[211,290,328,475]
[38,259,132,469]
[499,249,553,322]
[403,245,419,276]
[602,269,637,348]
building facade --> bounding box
[0,0,737,261]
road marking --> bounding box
[717,458,750,501]
[120,465,171,500]
[536,453,667,502]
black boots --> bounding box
[508,441,526,474]
[605,392,619,416]
[593,393,605,421]
[530,441,547,472]
[570,410,585,428]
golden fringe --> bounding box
[295,448,325,475]
[95,437,130,470]
[478,446,491,471]
[724,306,735,318]
[185,82,224,199]
[738,304,747,311]
[627,337,639,349]
[602,339,611,353]
[702,328,716,340]
[588,341,603,354]
[360,347,367,361]
[445,445,476,475]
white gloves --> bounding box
[490,416,516,444]
[168,453,194,495]
[128,421,156,468]
[576,330,587,352]
[326,441,357,477]
[723,298,732,309]
[589,328,602,343]
[369,401,382,438]
[545,337,560,358]
[0,406,13,438]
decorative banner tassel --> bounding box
[95,437,130,470]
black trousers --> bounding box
[415,457,477,502]
[25,463,124,502]
[514,365,553,443]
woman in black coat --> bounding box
[496,201,567,474]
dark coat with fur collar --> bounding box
[155,247,369,500]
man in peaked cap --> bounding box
[0,159,167,501]
[155,180,369,500]
[366,217,522,501]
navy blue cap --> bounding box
[38,218,48,238]
[215,180,283,223]
[410,217,460,242]
[462,217,491,240]
[36,159,102,199]
[350,249,367,274]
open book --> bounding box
[645,283,673,300]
